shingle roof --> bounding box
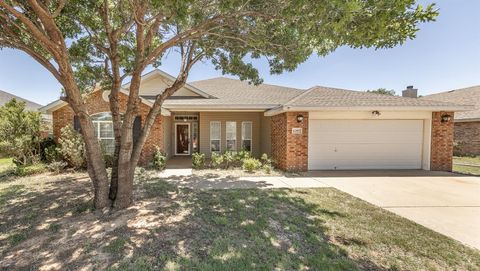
[157,77,306,109]
[0,89,42,110]
[282,86,469,109]
[423,86,480,120]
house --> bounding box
[40,70,472,172]
[0,89,43,110]
[424,86,480,156]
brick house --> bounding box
[424,86,480,156]
[41,69,472,172]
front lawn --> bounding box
[0,158,14,177]
[453,156,480,175]
[0,172,479,270]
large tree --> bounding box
[0,0,437,209]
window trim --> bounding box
[241,121,252,152]
[225,121,237,151]
[91,112,115,155]
[210,121,221,153]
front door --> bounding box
[175,123,190,155]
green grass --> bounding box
[453,156,480,175]
[0,173,479,270]
[0,158,14,176]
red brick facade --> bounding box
[271,112,308,172]
[453,121,480,156]
[52,91,164,165]
[430,112,454,171]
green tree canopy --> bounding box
[0,0,438,209]
[367,88,397,96]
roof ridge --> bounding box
[283,86,317,106]
[190,76,305,91]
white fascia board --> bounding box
[264,105,475,116]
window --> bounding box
[174,115,198,121]
[226,121,237,151]
[242,121,252,152]
[92,113,115,155]
[210,121,221,152]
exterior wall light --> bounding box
[441,114,452,123]
[372,110,381,117]
[296,114,304,123]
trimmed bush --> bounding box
[235,149,251,163]
[210,152,224,168]
[152,146,167,171]
[223,151,236,169]
[192,152,205,169]
[58,125,86,169]
[242,158,262,172]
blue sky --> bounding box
[0,0,479,106]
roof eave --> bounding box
[264,105,475,116]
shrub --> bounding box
[57,125,86,169]
[259,153,275,174]
[39,137,57,162]
[15,163,47,176]
[242,158,261,172]
[152,146,167,171]
[0,99,42,165]
[210,152,224,168]
[192,152,205,169]
[235,149,251,163]
[46,161,68,174]
[222,151,236,169]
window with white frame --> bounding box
[210,121,221,152]
[92,112,115,155]
[226,121,237,151]
[241,121,252,152]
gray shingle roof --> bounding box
[157,77,306,109]
[423,86,480,120]
[283,86,469,109]
[0,89,42,110]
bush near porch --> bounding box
[192,151,276,176]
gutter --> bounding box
[264,105,476,116]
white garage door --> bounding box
[308,119,424,170]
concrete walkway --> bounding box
[160,168,480,250]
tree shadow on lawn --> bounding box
[0,173,385,270]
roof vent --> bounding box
[402,86,418,98]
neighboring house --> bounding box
[424,86,480,156]
[0,89,52,136]
[0,89,43,110]
[41,70,472,172]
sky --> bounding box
[0,0,479,106]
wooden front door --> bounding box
[175,123,190,155]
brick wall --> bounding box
[52,91,164,165]
[454,121,480,156]
[430,112,454,171]
[271,112,308,172]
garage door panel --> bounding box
[308,119,424,170]
[311,133,423,144]
[312,143,422,157]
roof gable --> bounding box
[0,89,42,110]
[122,69,212,98]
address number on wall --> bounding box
[292,128,303,135]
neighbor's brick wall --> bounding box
[271,112,308,172]
[430,112,454,171]
[454,121,480,156]
[52,91,164,165]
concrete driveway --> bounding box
[305,170,480,250]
